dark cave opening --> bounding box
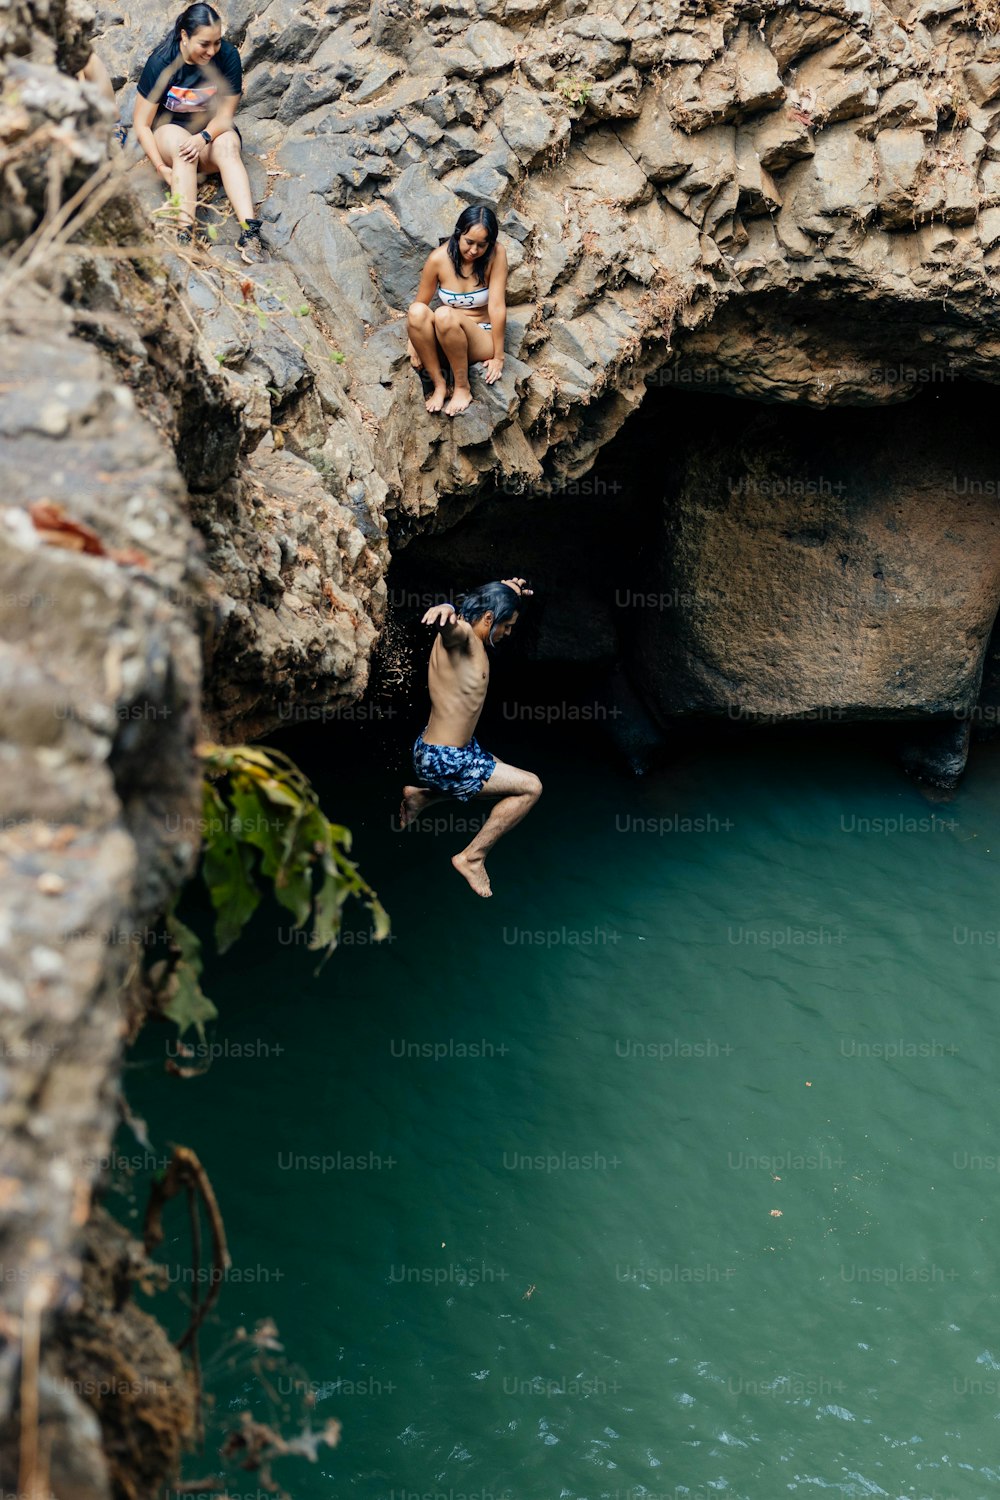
[384,376,1000,783]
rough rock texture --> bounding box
[0,317,203,1493]
[68,244,390,742]
[94,0,1000,749]
[628,388,1000,727]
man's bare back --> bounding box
[400,578,542,897]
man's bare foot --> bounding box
[399,785,432,830]
[425,381,448,414]
[444,385,473,416]
[452,850,492,897]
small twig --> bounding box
[143,1145,230,1352]
[18,1278,49,1500]
[187,1178,205,1447]
[4,156,116,274]
[0,157,124,313]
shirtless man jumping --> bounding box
[399,578,541,898]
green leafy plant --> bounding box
[155,742,388,1036]
[555,74,594,110]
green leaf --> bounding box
[256,775,302,809]
[193,742,390,995]
[206,746,273,773]
[202,783,261,952]
[273,859,313,927]
[370,898,391,942]
[161,914,219,1038]
[312,866,351,957]
[229,781,286,879]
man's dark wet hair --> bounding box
[444,205,499,287]
[457,582,521,645]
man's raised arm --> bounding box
[421,602,472,648]
[500,577,534,598]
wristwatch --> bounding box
[200,129,212,145]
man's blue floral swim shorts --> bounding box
[413,732,497,801]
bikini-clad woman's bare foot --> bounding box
[399,785,432,830]
[425,381,448,414]
[452,850,491,897]
[444,384,473,416]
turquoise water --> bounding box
[122,713,1000,1500]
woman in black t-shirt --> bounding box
[134,3,265,258]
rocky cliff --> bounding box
[5,0,1000,1485]
[100,0,1000,748]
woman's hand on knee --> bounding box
[177,134,202,163]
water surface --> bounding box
[124,712,1000,1500]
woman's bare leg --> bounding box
[154,123,198,229]
[201,129,255,226]
[434,309,495,416]
[407,303,448,413]
[433,306,473,414]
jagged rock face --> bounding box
[101,0,1000,436]
[67,244,391,743]
[94,0,1000,744]
[0,319,203,1495]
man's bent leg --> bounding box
[452,760,542,897]
[398,784,454,830]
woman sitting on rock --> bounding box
[133,2,265,260]
[407,205,507,416]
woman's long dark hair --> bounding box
[444,206,499,286]
[167,2,221,49]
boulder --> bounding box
[629,392,1000,730]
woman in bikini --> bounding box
[406,205,507,416]
[133,2,265,259]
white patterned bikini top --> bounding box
[437,283,490,309]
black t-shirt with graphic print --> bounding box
[137,36,242,133]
